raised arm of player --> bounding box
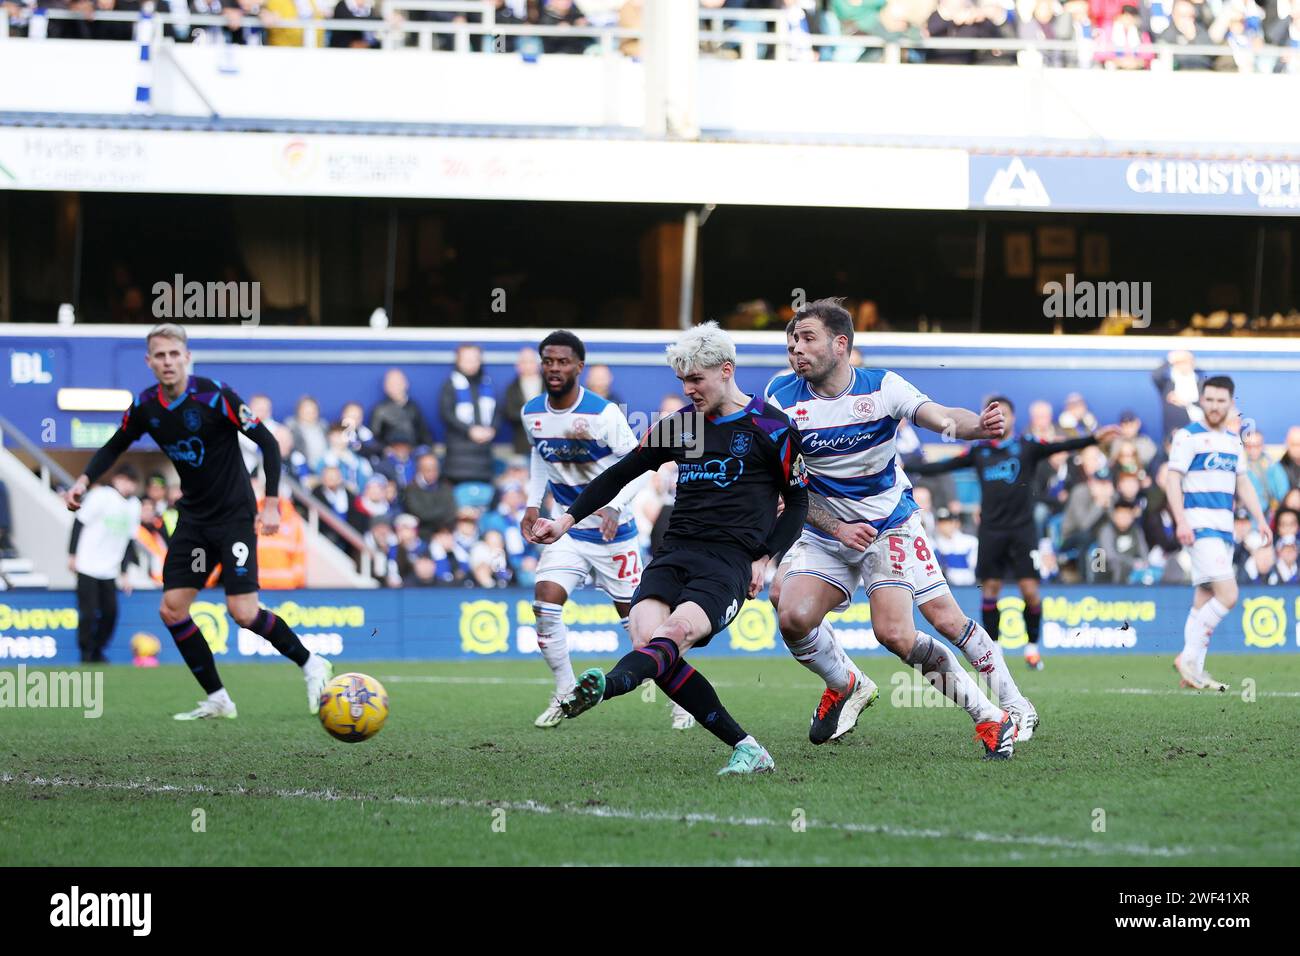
[66,401,148,511]
[909,447,974,477]
[913,400,1006,442]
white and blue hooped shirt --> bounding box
[524,387,640,545]
[766,367,933,537]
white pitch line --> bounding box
[1082,688,1300,698]
[380,674,823,691]
[0,772,1200,859]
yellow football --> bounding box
[318,672,389,743]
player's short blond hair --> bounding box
[665,321,737,377]
[146,323,188,350]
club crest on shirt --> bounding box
[730,432,752,457]
[569,417,591,437]
[183,407,202,433]
[853,396,876,420]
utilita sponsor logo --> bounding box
[50,886,151,936]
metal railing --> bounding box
[279,472,382,582]
[0,414,77,491]
[5,4,1297,72]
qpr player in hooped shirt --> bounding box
[766,297,1034,759]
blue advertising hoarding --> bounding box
[971,154,1300,215]
[1,586,1296,667]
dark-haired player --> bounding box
[63,323,333,720]
[519,331,693,730]
[911,395,1119,673]
[533,322,808,775]
[1165,376,1270,691]
[768,298,1023,758]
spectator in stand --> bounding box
[239,393,278,475]
[1098,4,1154,68]
[825,0,886,61]
[1092,497,1150,582]
[404,555,441,588]
[356,474,394,522]
[470,529,515,587]
[1268,535,1300,584]
[403,453,457,539]
[932,507,979,586]
[1143,460,1187,582]
[387,513,430,585]
[1243,428,1272,511]
[321,423,373,493]
[275,423,312,486]
[1274,507,1300,543]
[1019,0,1071,66]
[0,479,14,558]
[371,368,434,450]
[1152,351,1206,442]
[452,507,481,559]
[1239,541,1275,583]
[46,0,141,41]
[1266,426,1300,508]
[1117,409,1158,468]
[1218,0,1266,71]
[439,344,498,486]
[926,0,1010,66]
[1232,505,1266,568]
[254,477,307,590]
[1110,439,1150,485]
[502,346,543,457]
[1061,449,1113,561]
[429,526,468,586]
[220,0,269,45]
[261,0,325,47]
[1265,6,1300,73]
[329,0,381,47]
[481,479,536,580]
[375,431,418,490]
[312,464,367,552]
[539,0,589,54]
[1159,2,1216,71]
[1057,391,1098,437]
[340,400,380,462]
[132,498,167,586]
[864,0,925,61]
[1114,470,1146,509]
[365,517,396,584]
[1284,487,1300,514]
[1059,0,1097,67]
[583,363,623,408]
[142,476,174,542]
[287,395,329,474]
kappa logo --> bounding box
[730,432,753,457]
[852,396,876,420]
[983,157,1051,208]
[182,407,202,433]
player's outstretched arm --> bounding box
[66,427,136,511]
[532,448,654,544]
[1035,424,1122,458]
[914,401,1006,442]
[1237,472,1272,548]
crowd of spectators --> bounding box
[7,0,1298,72]
[917,348,1300,588]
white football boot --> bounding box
[534,697,565,728]
[174,696,238,721]
[670,702,696,730]
[1010,700,1040,742]
[303,654,334,714]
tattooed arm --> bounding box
[807,491,877,552]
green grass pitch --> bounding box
[2,655,1297,866]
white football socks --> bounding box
[905,632,1001,724]
[533,601,575,695]
[785,621,851,693]
[1185,598,1229,675]
[209,687,234,707]
[952,618,1026,712]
